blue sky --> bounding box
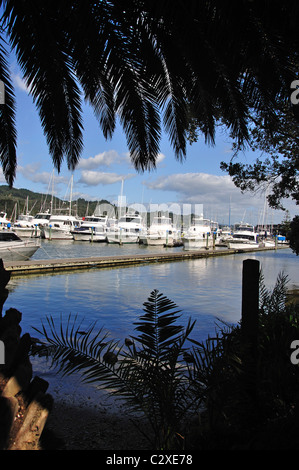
[3,63,298,226]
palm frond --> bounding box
[132,289,185,359]
[33,314,121,389]
[3,0,84,173]
[0,38,16,186]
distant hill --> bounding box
[0,185,111,219]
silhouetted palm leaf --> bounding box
[0,39,16,186]
[0,1,298,184]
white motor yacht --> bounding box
[0,231,40,261]
[228,223,259,249]
[106,213,146,244]
[12,214,35,238]
[31,212,52,238]
[42,213,81,240]
[140,215,178,246]
[182,217,213,250]
[71,215,108,242]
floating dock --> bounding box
[3,245,287,277]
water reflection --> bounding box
[4,247,298,345]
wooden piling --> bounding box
[241,259,260,348]
[241,259,260,423]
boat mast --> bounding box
[69,175,73,216]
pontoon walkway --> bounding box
[3,245,288,277]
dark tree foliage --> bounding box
[289,216,299,255]
[220,105,299,210]
[0,1,299,185]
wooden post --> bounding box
[242,259,260,348]
[241,259,260,421]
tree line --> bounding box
[0,185,110,219]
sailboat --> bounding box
[106,179,146,244]
[12,197,36,238]
[41,176,82,240]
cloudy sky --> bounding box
[4,63,298,226]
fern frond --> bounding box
[132,289,185,360]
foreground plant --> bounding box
[33,289,200,450]
[185,270,299,449]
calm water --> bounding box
[4,241,299,344]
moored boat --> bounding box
[228,223,259,250]
[0,231,40,261]
[140,215,178,246]
[106,212,146,244]
[12,212,33,234]
[71,215,108,242]
[42,213,81,240]
[182,216,213,250]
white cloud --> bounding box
[77,150,122,170]
[18,164,67,186]
[123,152,166,168]
[78,170,135,186]
[144,172,291,224]
[11,72,31,93]
[145,172,236,202]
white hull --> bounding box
[72,232,92,241]
[145,235,175,246]
[0,235,40,261]
[72,215,108,242]
[182,216,212,251]
[13,226,41,238]
[228,240,259,250]
[107,233,140,244]
[146,238,170,246]
[72,228,108,242]
[42,227,74,240]
[183,237,213,250]
[142,216,178,246]
[228,223,259,251]
[42,213,81,240]
[90,233,107,242]
[260,239,276,248]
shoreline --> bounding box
[43,397,151,450]
[31,356,152,450]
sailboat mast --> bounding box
[69,175,73,216]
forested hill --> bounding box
[0,185,110,219]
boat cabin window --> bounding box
[35,214,51,220]
[233,234,255,241]
[0,232,21,241]
[120,216,141,223]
